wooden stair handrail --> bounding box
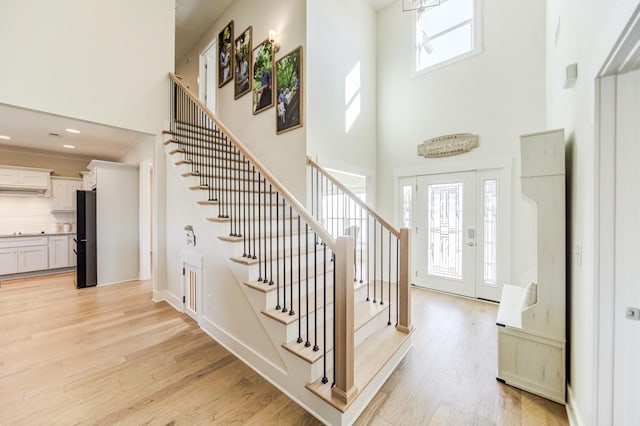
[306,156,400,238]
[170,72,336,250]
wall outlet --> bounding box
[626,307,640,321]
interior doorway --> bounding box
[199,40,217,113]
[401,167,506,301]
[595,9,640,422]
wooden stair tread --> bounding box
[168,148,248,163]
[197,200,219,206]
[305,326,413,412]
[282,297,389,364]
[261,284,335,325]
[181,171,260,182]
[244,268,335,293]
[175,159,249,172]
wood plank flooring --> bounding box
[0,274,567,425]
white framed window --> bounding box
[416,0,481,72]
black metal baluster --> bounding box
[257,173,262,283]
[366,214,370,301]
[263,177,268,283]
[269,184,273,285]
[313,233,318,352]
[289,206,295,316]
[305,224,310,347]
[242,155,247,256]
[275,192,280,309]
[282,198,287,314]
[380,221,384,306]
[332,252,336,387]
[296,216,302,341]
[388,230,392,324]
[321,243,328,384]
[252,166,257,260]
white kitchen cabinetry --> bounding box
[49,235,70,269]
[18,245,48,272]
[68,235,77,267]
[0,248,18,275]
[51,177,83,212]
[496,129,566,404]
[0,166,51,192]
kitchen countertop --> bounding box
[0,232,76,239]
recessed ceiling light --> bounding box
[65,128,80,134]
[63,144,76,149]
[0,135,11,140]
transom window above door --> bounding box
[416,0,482,72]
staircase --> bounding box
[163,74,413,425]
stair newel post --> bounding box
[397,227,412,333]
[396,237,399,326]
[332,235,357,404]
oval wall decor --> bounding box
[417,133,479,158]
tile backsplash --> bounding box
[0,195,75,234]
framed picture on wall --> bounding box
[252,39,274,114]
[218,20,234,87]
[275,46,303,134]
[234,26,252,99]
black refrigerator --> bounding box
[75,190,97,288]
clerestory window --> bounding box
[416,0,481,72]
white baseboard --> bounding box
[152,289,182,312]
[566,386,585,426]
[199,316,338,425]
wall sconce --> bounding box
[268,29,280,53]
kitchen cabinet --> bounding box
[18,245,48,272]
[49,235,70,269]
[51,177,83,212]
[0,247,18,275]
[0,166,51,192]
[68,235,77,267]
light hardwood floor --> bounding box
[0,274,567,425]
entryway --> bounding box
[401,168,507,301]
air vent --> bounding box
[48,132,61,137]
[564,63,578,88]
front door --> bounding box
[412,170,503,300]
[415,172,477,297]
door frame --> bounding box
[395,158,512,300]
[199,39,217,113]
[593,5,640,422]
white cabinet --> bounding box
[49,235,70,269]
[50,177,83,211]
[496,129,566,404]
[0,247,18,275]
[18,245,48,272]
[68,235,77,267]
[0,166,51,191]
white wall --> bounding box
[176,0,307,201]
[0,0,175,135]
[544,1,640,423]
[0,195,74,235]
[94,162,139,285]
[164,156,284,368]
[376,0,545,284]
[306,0,377,183]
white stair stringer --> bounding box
[163,133,413,425]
